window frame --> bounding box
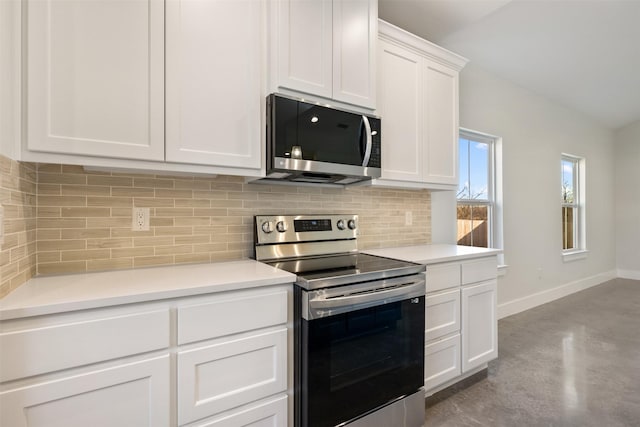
[457,129,500,252]
[561,153,587,260]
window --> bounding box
[457,130,498,249]
[561,154,585,255]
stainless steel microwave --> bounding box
[265,94,381,185]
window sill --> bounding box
[562,250,589,263]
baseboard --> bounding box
[497,269,617,319]
[617,269,640,280]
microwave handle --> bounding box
[361,115,372,167]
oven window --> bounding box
[300,297,424,427]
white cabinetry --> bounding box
[270,0,377,110]
[22,0,264,177]
[374,20,467,189]
[0,285,291,427]
[165,0,263,169]
[423,256,497,395]
[26,0,164,161]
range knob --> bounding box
[336,219,346,230]
[261,221,274,234]
[276,221,287,232]
[347,219,356,230]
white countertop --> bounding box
[0,260,296,321]
[364,244,502,264]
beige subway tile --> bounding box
[111,228,154,238]
[0,249,10,265]
[36,163,62,173]
[192,190,228,200]
[174,235,210,245]
[38,251,61,263]
[0,281,11,299]
[1,262,18,280]
[10,244,27,262]
[193,208,227,216]
[38,173,87,185]
[61,185,111,196]
[62,249,111,261]
[87,238,132,249]
[0,155,12,174]
[111,187,155,197]
[62,228,110,239]
[38,239,86,251]
[192,225,229,234]
[111,247,155,258]
[39,261,86,275]
[133,255,174,268]
[38,184,62,195]
[210,182,243,192]
[60,165,86,174]
[155,189,192,198]
[86,217,131,228]
[37,229,61,240]
[175,253,210,264]
[87,175,133,187]
[87,196,132,207]
[174,179,211,190]
[154,226,192,236]
[61,207,110,217]
[134,177,174,188]
[37,195,86,207]
[87,258,133,272]
[227,242,250,252]
[133,236,174,247]
[155,245,192,255]
[209,199,242,208]
[4,219,26,234]
[174,217,210,226]
[134,198,174,207]
[175,198,211,208]
[193,242,227,252]
[111,207,135,217]
[228,191,257,200]
[36,207,61,218]
[155,207,193,217]
[210,251,243,262]
[210,215,245,226]
[150,217,174,227]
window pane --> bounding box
[562,159,575,204]
[469,141,489,200]
[562,206,575,250]
[458,138,470,199]
[457,204,489,248]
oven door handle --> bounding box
[305,279,425,319]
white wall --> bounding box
[0,0,21,159]
[452,63,617,317]
[614,120,640,279]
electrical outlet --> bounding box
[132,207,150,231]
[405,211,412,226]
[0,204,4,245]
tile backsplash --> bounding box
[1,155,432,298]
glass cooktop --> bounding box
[265,253,424,290]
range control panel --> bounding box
[255,214,358,245]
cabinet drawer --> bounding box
[425,334,461,391]
[0,308,170,382]
[425,288,460,342]
[185,395,287,427]
[177,288,288,345]
[425,262,460,293]
[177,328,287,425]
[461,257,497,285]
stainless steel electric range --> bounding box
[254,214,426,427]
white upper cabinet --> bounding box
[271,0,377,110]
[26,0,165,161]
[374,20,467,189]
[165,0,263,169]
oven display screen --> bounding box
[294,219,332,232]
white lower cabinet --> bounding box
[424,334,461,391]
[177,329,288,425]
[0,355,171,427]
[461,279,498,372]
[425,288,460,341]
[185,395,287,427]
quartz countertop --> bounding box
[0,260,296,321]
[364,244,502,265]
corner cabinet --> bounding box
[22,0,264,176]
[373,20,468,189]
[269,0,377,110]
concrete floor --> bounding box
[425,278,640,427]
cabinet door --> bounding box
[274,0,333,99]
[186,395,287,427]
[26,0,164,161]
[0,355,170,427]
[377,39,423,182]
[177,328,287,425]
[165,0,262,169]
[425,288,460,342]
[425,334,461,392]
[461,279,498,372]
[332,0,376,109]
[423,60,459,185]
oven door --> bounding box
[295,278,425,427]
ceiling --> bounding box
[379,0,640,130]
